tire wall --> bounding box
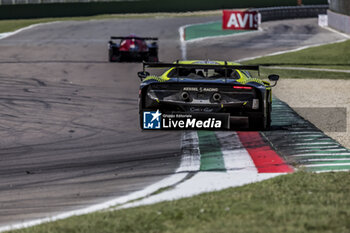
[0,0,327,20]
[256,5,328,22]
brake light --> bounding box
[233,86,252,90]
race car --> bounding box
[108,35,158,62]
[138,60,279,130]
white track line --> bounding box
[315,169,350,173]
[119,171,280,209]
[265,66,350,73]
[294,153,350,157]
[305,163,350,167]
[235,38,349,63]
[323,26,350,39]
[287,142,337,146]
[305,158,350,161]
[176,131,201,172]
[294,148,347,152]
[0,22,60,40]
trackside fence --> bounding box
[0,0,328,19]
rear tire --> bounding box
[148,48,158,62]
[147,55,158,62]
[108,49,114,62]
[109,49,121,62]
[265,103,272,130]
[249,117,265,130]
[264,91,272,130]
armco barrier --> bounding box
[254,5,329,22]
[0,0,327,20]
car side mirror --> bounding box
[138,71,150,80]
[267,74,279,87]
[268,74,279,82]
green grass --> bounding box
[185,21,251,41]
[8,172,350,233]
[244,40,350,79]
[272,65,350,70]
[0,11,222,34]
[260,68,350,79]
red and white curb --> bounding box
[118,131,293,209]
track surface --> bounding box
[0,17,345,226]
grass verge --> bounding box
[0,11,222,34]
[184,21,250,41]
[260,67,350,79]
[8,171,350,233]
[243,40,350,79]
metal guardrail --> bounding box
[253,5,329,21]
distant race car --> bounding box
[138,60,279,130]
[108,35,158,62]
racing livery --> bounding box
[108,35,158,62]
[138,60,279,130]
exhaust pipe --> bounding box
[212,93,221,102]
[181,92,190,101]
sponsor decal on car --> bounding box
[183,87,219,92]
[143,110,230,130]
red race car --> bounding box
[108,35,159,62]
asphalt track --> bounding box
[0,16,345,226]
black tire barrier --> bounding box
[253,5,329,22]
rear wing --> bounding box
[143,62,260,75]
[110,36,158,40]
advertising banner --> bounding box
[222,10,259,30]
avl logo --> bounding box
[143,110,162,129]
